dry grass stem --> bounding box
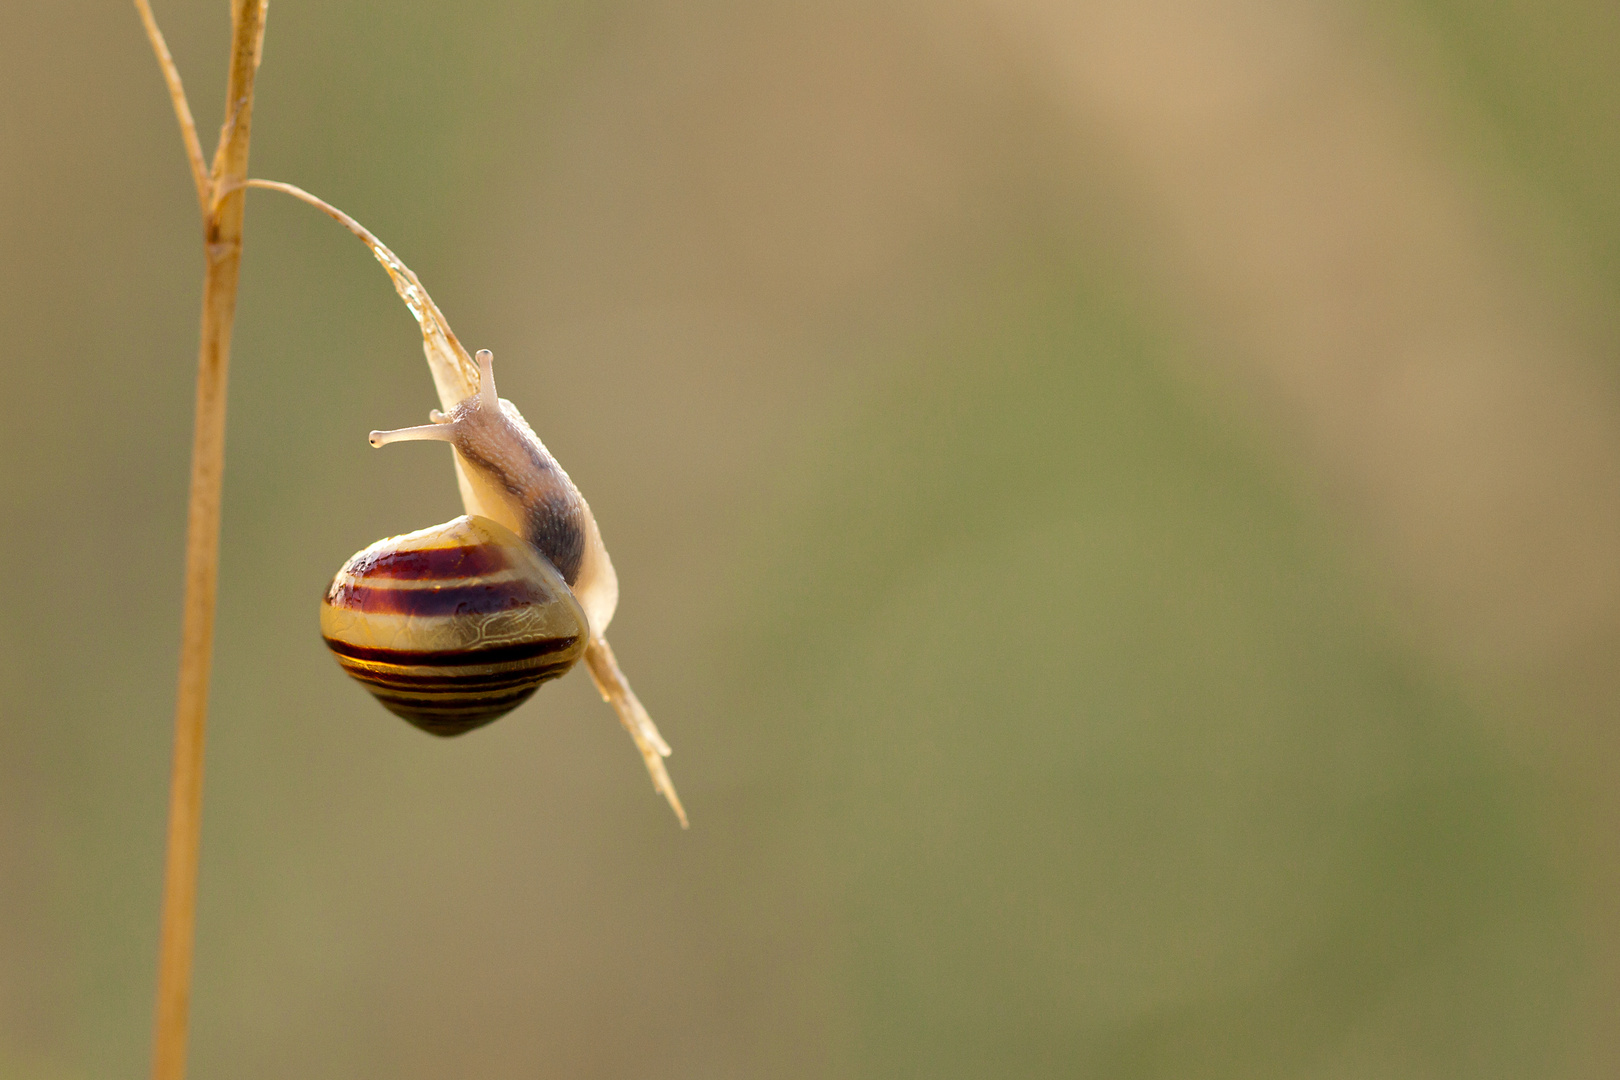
[138,3,269,1079]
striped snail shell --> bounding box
[320,515,588,737]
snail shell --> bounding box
[320,515,588,736]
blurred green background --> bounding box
[4,0,1620,1076]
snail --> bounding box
[244,179,686,827]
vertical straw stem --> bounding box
[142,3,269,1079]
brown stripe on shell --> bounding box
[343,542,515,581]
[335,668,560,691]
[366,685,543,712]
[366,685,544,711]
[322,635,581,668]
[333,661,578,694]
[326,577,559,617]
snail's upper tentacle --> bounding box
[475,348,500,411]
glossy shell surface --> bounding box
[320,515,588,736]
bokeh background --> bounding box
[4,0,1620,1076]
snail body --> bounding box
[375,348,620,638]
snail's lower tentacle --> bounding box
[370,422,459,448]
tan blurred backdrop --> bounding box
[3,0,1619,1076]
